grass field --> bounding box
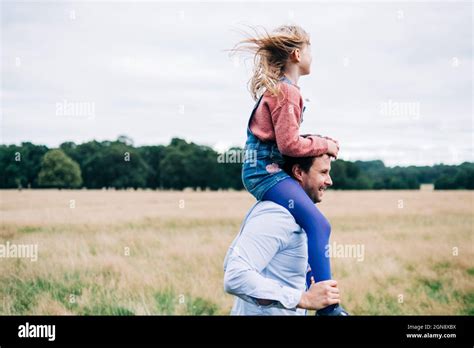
[0,189,473,315]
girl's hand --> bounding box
[323,136,340,150]
[301,134,340,157]
[327,139,339,159]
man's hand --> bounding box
[297,278,341,310]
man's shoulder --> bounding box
[248,201,301,231]
[251,200,291,214]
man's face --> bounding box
[300,155,333,203]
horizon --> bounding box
[2,135,472,169]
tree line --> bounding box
[0,136,472,190]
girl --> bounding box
[232,25,348,316]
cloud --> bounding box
[1,1,472,166]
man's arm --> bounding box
[248,279,341,310]
[223,205,303,310]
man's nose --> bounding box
[326,175,333,187]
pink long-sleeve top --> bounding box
[249,81,329,157]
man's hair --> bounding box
[282,153,332,178]
[282,155,316,177]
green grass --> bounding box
[453,291,474,315]
[1,272,219,315]
[419,278,449,304]
[186,297,218,315]
[82,304,135,315]
[361,293,403,315]
[17,226,44,234]
[154,290,176,314]
[3,274,83,313]
[154,290,218,315]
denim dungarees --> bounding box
[242,76,306,201]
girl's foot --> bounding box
[315,304,350,316]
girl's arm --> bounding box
[271,99,329,157]
[302,134,340,156]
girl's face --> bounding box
[298,43,313,75]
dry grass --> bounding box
[0,189,472,315]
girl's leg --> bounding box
[262,177,332,283]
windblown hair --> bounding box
[230,25,310,100]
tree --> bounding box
[138,145,167,189]
[60,139,149,189]
[160,146,188,190]
[434,164,474,190]
[0,145,25,188]
[0,143,48,188]
[38,149,82,188]
[60,140,102,187]
[216,147,245,190]
[82,141,148,189]
[18,142,49,188]
[1,136,472,190]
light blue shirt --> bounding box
[223,201,308,315]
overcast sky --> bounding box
[1,0,472,166]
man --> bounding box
[223,153,341,315]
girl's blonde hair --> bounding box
[230,25,310,101]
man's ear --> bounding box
[292,164,304,183]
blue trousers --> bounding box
[262,177,332,284]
